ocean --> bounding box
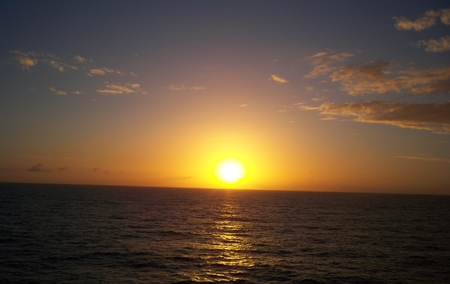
[0,183,449,283]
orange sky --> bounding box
[1,1,449,194]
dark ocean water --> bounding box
[0,183,449,283]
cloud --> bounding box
[49,87,67,95]
[10,51,42,71]
[89,69,106,76]
[329,61,450,96]
[270,74,289,84]
[394,10,440,31]
[10,51,77,72]
[97,83,142,94]
[15,56,37,71]
[27,163,51,172]
[311,96,326,102]
[93,168,111,174]
[42,59,77,72]
[330,60,393,95]
[57,167,69,171]
[304,52,354,78]
[416,36,450,52]
[88,68,123,76]
[295,103,320,111]
[396,155,450,163]
[442,8,450,25]
[74,55,90,64]
[313,101,450,134]
[239,104,249,107]
[168,84,206,91]
[394,8,450,31]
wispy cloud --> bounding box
[88,68,123,76]
[11,51,77,72]
[239,104,249,107]
[394,8,450,31]
[49,87,67,95]
[416,36,450,52]
[57,167,69,171]
[42,59,77,72]
[304,51,354,78]
[97,83,142,94]
[269,74,289,84]
[168,84,206,91]
[295,102,320,111]
[27,163,51,172]
[74,55,90,64]
[93,167,111,174]
[312,96,326,102]
[311,101,450,134]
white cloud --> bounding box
[270,74,289,83]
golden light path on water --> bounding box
[186,199,255,282]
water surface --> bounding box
[1,183,449,283]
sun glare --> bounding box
[215,158,246,184]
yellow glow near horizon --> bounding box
[214,158,246,184]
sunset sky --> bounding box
[1,1,449,194]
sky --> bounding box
[1,0,449,194]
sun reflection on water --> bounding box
[187,199,255,282]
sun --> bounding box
[214,158,246,184]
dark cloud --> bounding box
[27,163,51,172]
[318,101,450,134]
[329,62,450,96]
